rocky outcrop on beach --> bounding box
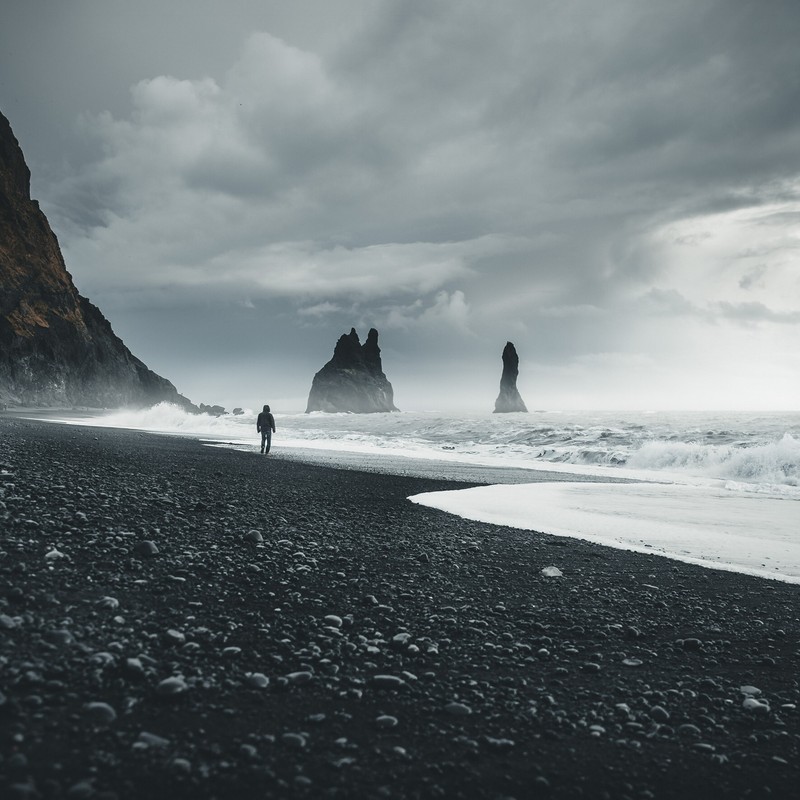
[493,341,528,413]
[0,110,195,409]
[1,417,799,799]
[306,328,398,413]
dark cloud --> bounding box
[1,0,798,409]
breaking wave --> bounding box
[51,404,800,494]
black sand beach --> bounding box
[0,418,798,799]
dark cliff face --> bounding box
[494,341,528,413]
[306,328,398,413]
[0,110,195,409]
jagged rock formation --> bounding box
[0,110,195,409]
[493,341,528,413]
[306,328,398,413]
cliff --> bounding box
[0,110,195,409]
[306,328,398,413]
[493,341,528,413]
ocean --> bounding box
[49,405,800,583]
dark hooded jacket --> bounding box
[257,405,276,433]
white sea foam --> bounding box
[409,481,800,584]
[52,404,800,491]
[44,404,800,581]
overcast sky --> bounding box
[2,0,799,412]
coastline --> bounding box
[1,417,798,798]
[229,442,638,486]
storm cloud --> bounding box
[1,0,798,410]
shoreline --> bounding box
[225,441,638,486]
[1,417,798,798]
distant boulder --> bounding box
[198,404,226,417]
[493,342,528,413]
[306,328,398,413]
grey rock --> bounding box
[287,671,314,685]
[85,701,117,725]
[156,677,188,697]
[281,733,307,748]
[649,705,670,722]
[372,674,406,690]
[306,328,398,413]
[137,731,171,748]
[493,342,528,413]
[133,540,158,558]
[445,702,473,716]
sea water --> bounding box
[50,405,800,583]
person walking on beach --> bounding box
[256,404,276,454]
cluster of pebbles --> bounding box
[0,418,798,799]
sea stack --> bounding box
[0,110,195,409]
[306,328,398,413]
[493,341,528,413]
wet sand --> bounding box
[0,417,798,799]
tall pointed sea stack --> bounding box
[0,110,195,409]
[306,328,398,413]
[493,341,528,413]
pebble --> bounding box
[649,705,670,722]
[133,540,158,558]
[222,646,242,657]
[244,530,263,543]
[45,629,74,646]
[164,629,185,645]
[375,715,399,729]
[622,658,642,667]
[125,658,145,677]
[85,701,117,725]
[240,743,258,758]
[484,736,515,750]
[137,731,170,748]
[373,674,405,690]
[287,671,314,685]
[742,697,770,713]
[281,733,307,748]
[245,672,270,689]
[169,758,192,774]
[324,615,343,628]
[445,702,472,716]
[156,677,188,697]
[740,685,761,696]
[66,780,94,799]
[541,566,563,577]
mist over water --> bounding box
[64,405,800,495]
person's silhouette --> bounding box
[256,404,276,454]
